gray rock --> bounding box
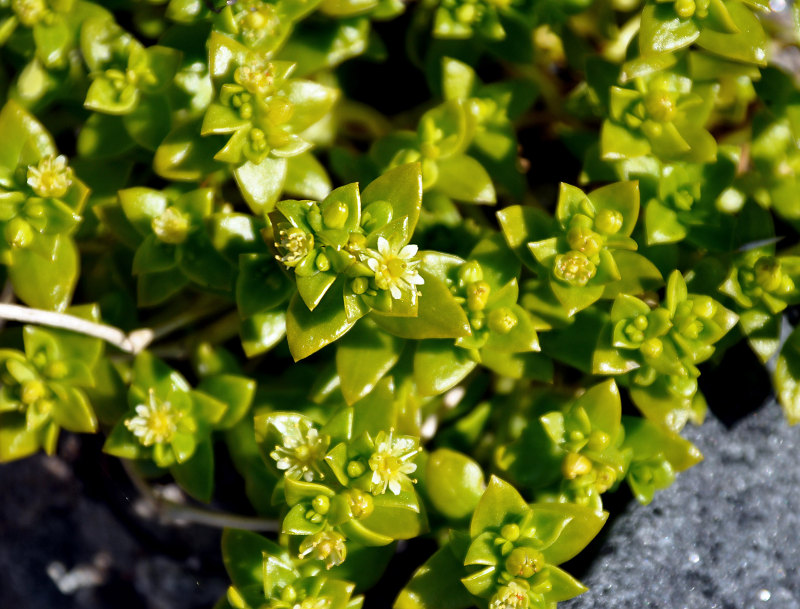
[565,400,800,609]
[0,437,227,609]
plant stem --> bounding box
[0,303,149,353]
[122,461,279,532]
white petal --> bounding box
[399,244,418,259]
[367,258,380,272]
[378,236,390,256]
[372,469,382,484]
[400,462,417,475]
[410,273,425,285]
[390,285,402,300]
[388,479,402,495]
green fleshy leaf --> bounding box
[171,438,214,502]
[336,319,404,405]
[360,163,423,239]
[8,234,78,311]
[0,412,42,462]
[434,154,496,204]
[234,157,289,214]
[237,254,294,318]
[240,310,287,358]
[413,340,477,397]
[535,502,607,565]
[0,100,57,170]
[425,448,485,521]
[221,529,291,590]
[284,151,332,201]
[372,270,470,340]
[639,3,700,56]
[470,475,529,537]
[286,281,359,361]
[543,565,589,603]
[198,375,256,430]
[50,385,97,434]
[774,325,800,425]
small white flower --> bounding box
[275,227,313,267]
[362,237,424,300]
[125,389,180,447]
[298,530,347,569]
[269,419,329,482]
[234,57,274,96]
[368,429,420,495]
[27,155,73,198]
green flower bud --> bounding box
[347,232,367,252]
[641,337,663,359]
[466,281,491,311]
[633,315,648,331]
[753,257,783,293]
[322,200,349,229]
[280,585,298,604]
[553,251,596,287]
[315,252,330,271]
[347,460,366,478]
[470,311,485,330]
[351,277,369,295]
[458,261,484,286]
[675,0,695,19]
[504,547,544,579]
[267,97,294,125]
[586,430,610,452]
[488,307,518,334]
[44,361,68,380]
[312,495,330,515]
[152,207,190,244]
[25,200,46,219]
[562,452,593,479]
[4,217,34,249]
[594,208,623,234]
[501,523,520,542]
[21,379,47,405]
[595,465,617,493]
[625,327,645,343]
[644,90,677,123]
[455,3,477,24]
[12,0,47,27]
[567,226,601,257]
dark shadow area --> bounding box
[698,339,771,428]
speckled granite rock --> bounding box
[564,400,800,609]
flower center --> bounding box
[125,391,180,447]
[553,250,596,286]
[152,207,190,244]
[234,58,274,96]
[276,227,313,266]
[27,155,73,198]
